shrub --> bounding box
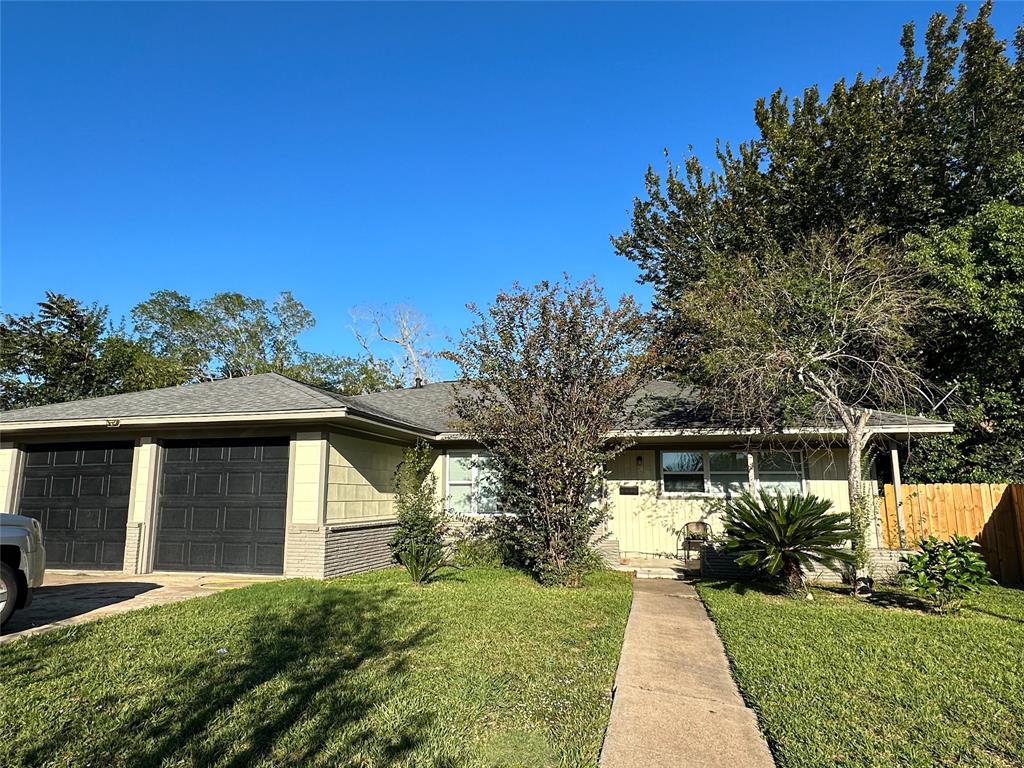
[450,518,505,568]
[899,535,995,614]
[720,490,856,593]
[399,540,446,585]
[389,442,447,583]
[442,277,656,586]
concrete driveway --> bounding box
[1,570,277,643]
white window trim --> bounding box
[446,450,501,516]
[657,448,806,498]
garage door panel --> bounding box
[224,507,253,530]
[71,541,100,565]
[226,472,256,495]
[162,473,191,495]
[258,507,286,531]
[21,476,48,499]
[106,506,129,530]
[108,475,132,497]
[156,541,187,567]
[164,445,195,463]
[227,444,258,462]
[197,445,225,462]
[260,471,288,495]
[50,476,77,497]
[100,541,126,566]
[78,475,105,496]
[81,448,110,465]
[222,543,251,567]
[18,443,132,570]
[160,506,189,530]
[194,473,223,495]
[75,508,102,529]
[192,507,221,530]
[53,449,80,466]
[255,543,284,568]
[155,438,288,574]
[45,508,74,530]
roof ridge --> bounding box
[261,373,348,409]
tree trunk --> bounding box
[846,415,874,595]
[781,558,804,593]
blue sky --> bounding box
[2,1,1020,373]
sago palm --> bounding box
[720,490,856,591]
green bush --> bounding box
[398,540,446,585]
[450,519,504,568]
[899,535,995,614]
[720,490,856,593]
[388,442,447,583]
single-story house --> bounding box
[0,373,953,578]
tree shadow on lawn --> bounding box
[22,581,437,768]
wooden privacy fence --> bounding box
[878,483,1024,585]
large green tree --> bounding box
[1,293,186,410]
[131,290,399,393]
[614,1,1024,482]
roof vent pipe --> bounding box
[414,377,423,389]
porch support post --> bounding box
[890,442,907,549]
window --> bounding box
[659,449,803,496]
[446,451,500,515]
[755,451,803,495]
[660,451,704,493]
[708,451,751,495]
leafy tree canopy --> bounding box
[1,293,186,410]
[615,1,1024,482]
[130,290,400,393]
[1,290,403,410]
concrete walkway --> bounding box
[600,579,775,768]
[2,571,276,643]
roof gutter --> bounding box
[435,422,955,441]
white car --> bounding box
[1,514,46,627]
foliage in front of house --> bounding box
[614,1,1024,484]
[899,535,996,615]
[444,277,656,586]
[720,490,856,592]
[389,442,448,584]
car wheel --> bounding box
[0,562,19,627]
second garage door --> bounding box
[154,438,289,574]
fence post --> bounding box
[890,445,907,549]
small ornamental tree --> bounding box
[389,442,447,583]
[444,278,656,586]
[667,228,938,563]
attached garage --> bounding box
[17,442,134,570]
[154,437,289,574]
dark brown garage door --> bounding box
[18,442,134,570]
[154,438,289,574]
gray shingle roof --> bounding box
[342,379,950,433]
[1,373,951,434]
[0,373,345,423]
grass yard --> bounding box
[1,567,631,768]
[698,581,1024,768]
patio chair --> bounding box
[680,521,712,563]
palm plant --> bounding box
[720,490,856,592]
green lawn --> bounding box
[697,580,1024,768]
[1,567,631,768]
